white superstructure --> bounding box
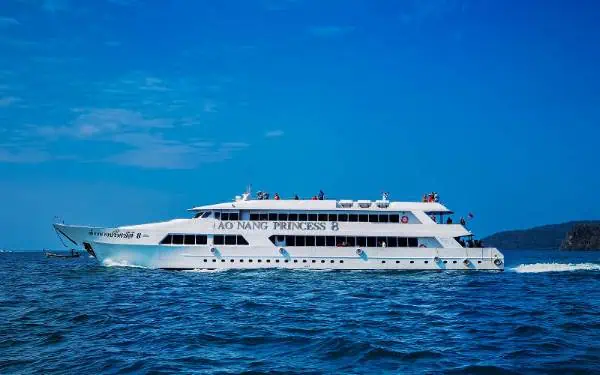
[53,191,504,270]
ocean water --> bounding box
[1,250,600,374]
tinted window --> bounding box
[306,236,315,246]
[398,237,408,247]
[299,213,308,221]
[214,212,221,220]
[349,214,358,222]
[318,213,327,221]
[316,236,325,246]
[326,236,335,246]
[369,214,379,223]
[225,235,236,245]
[336,236,346,246]
[213,235,224,245]
[286,235,296,246]
[184,235,195,245]
[250,213,259,221]
[268,213,277,221]
[229,212,239,221]
[379,214,389,223]
[328,213,337,222]
[221,212,230,221]
[377,237,386,247]
[296,236,305,246]
[289,213,298,221]
[357,237,367,247]
[278,213,288,221]
[408,238,419,247]
[359,214,368,222]
[338,214,348,222]
[237,235,249,245]
[309,213,318,221]
[347,237,356,246]
[196,235,207,245]
[388,237,398,247]
[160,234,173,245]
[259,213,268,221]
[367,237,376,247]
[390,214,399,223]
[173,234,184,245]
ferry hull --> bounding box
[54,224,504,270]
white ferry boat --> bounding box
[53,190,504,270]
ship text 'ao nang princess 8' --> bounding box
[52,189,505,270]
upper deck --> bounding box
[189,199,452,213]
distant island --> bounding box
[483,221,600,250]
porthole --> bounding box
[478,261,482,264]
[330,260,334,263]
[396,260,400,264]
[204,259,207,262]
[284,260,289,263]
[276,259,280,263]
[212,259,216,262]
[443,260,448,264]
[382,260,386,264]
[312,260,316,263]
[221,259,225,262]
[321,260,325,263]
[410,261,414,264]
[424,261,428,264]
[230,259,234,263]
[258,259,262,263]
[240,259,244,263]
[302,259,307,263]
[266,259,271,263]
[249,259,253,263]
[453,261,457,264]
[293,260,298,263]
[340,260,344,263]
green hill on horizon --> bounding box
[483,221,600,250]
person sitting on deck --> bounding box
[318,190,325,200]
[460,217,466,226]
[422,194,428,202]
[311,195,317,200]
[274,193,280,200]
[446,217,453,224]
[294,194,299,200]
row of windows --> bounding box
[269,235,420,248]
[160,234,249,246]
[196,259,482,264]
[247,212,408,223]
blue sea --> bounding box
[1,250,600,374]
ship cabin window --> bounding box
[221,212,230,221]
[369,214,379,223]
[379,214,389,223]
[196,235,208,245]
[390,214,399,223]
[246,211,411,223]
[160,234,172,245]
[250,213,259,221]
[202,211,211,218]
[161,234,209,245]
[173,235,184,245]
[359,214,368,222]
[213,235,249,246]
[220,212,239,221]
[289,213,298,221]
[259,213,268,221]
[309,213,318,221]
[338,214,348,222]
[269,235,426,248]
[194,211,204,218]
[184,235,195,245]
[318,213,328,221]
[214,212,220,220]
[348,214,358,222]
[268,213,277,221]
[278,213,288,221]
[299,213,308,221]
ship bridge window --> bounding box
[194,211,204,218]
[202,211,211,218]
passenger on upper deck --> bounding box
[274,193,280,200]
[446,217,453,224]
[460,217,466,226]
[311,195,317,200]
[294,194,299,200]
[422,194,428,202]
[318,190,325,200]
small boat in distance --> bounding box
[45,249,81,258]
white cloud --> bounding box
[307,26,354,37]
[265,130,284,138]
[0,96,20,107]
[0,17,20,27]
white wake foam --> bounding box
[512,263,600,273]
[102,258,147,268]
[183,268,229,273]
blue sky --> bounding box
[1,0,599,250]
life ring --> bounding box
[356,248,363,255]
[419,244,427,248]
[494,258,503,266]
[279,247,286,254]
[401,216,409,224]
[433,256,440,263]
[463,259,470,266]
[210,247,216,253]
